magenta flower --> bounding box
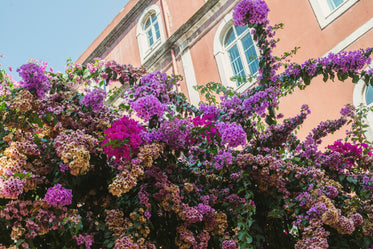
[102,116,144,162]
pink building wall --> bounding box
[77,0,373,143]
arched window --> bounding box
[353,64,373,141]
[214,14,259,91]
[365,85,373,106]
[137,5,165,63]
[224,25,259,86]
[144,13,161,48]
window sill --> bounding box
[143,39,162,62]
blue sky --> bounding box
[0,0,129,77]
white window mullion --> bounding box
[237,36,250,79]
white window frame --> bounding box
[353,63,373,141]
[137,5,166,64]
[309,0,359,29]
[213,13,259,93]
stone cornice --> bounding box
[83,0,153,64]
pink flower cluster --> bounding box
[0,176,25,199]
[17,63,50,99]
[75,234,94,248]
[44,184,72,207]
[222,240,237,249]
[233,0,269,26]
[102,116,144,162]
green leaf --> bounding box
[267,209,282,218]
[13,172,31,179]
[83,68,91,79]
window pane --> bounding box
[151,13,157,23]
[145,18,151,29]
[224,28,236,47]
[241,34,259,74]
[147,29,154,46]
[327,0,344,11]
[228,44,246,86]
[235,25,248,36]
[154,22,160,40]
[366,85,373,105]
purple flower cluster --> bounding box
[301,60,318,77]
[260,105,310,146]
[214,150,233,170]
[180,205,203,223]
[131,94,165,121]
[44,184,72,207]
[325,185,339,199]
[242,87,278,116]
[307,117,347,144]
[220,95,242,117]
[281,48,372,87]
[284,63,301,77]
[295,192,311,207]
[199,103,220,120]
[153,118,192,149]
[318,49,372,74]
[128,72,172,105]
[306,202,327,216]
[216,122,246,147]
[195,203,215,215]
[350,213,363,226]
[233,0,269,26]
[17,63,50,99]
[80,88,106,113]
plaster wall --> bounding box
[163,0,205,34]
[103,20,142,67]
[77,0,139,64]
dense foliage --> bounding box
[1,0,373,248]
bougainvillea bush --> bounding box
[1,0,373,248]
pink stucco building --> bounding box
[77,0,373,142]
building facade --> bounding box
[77,0,373,141]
